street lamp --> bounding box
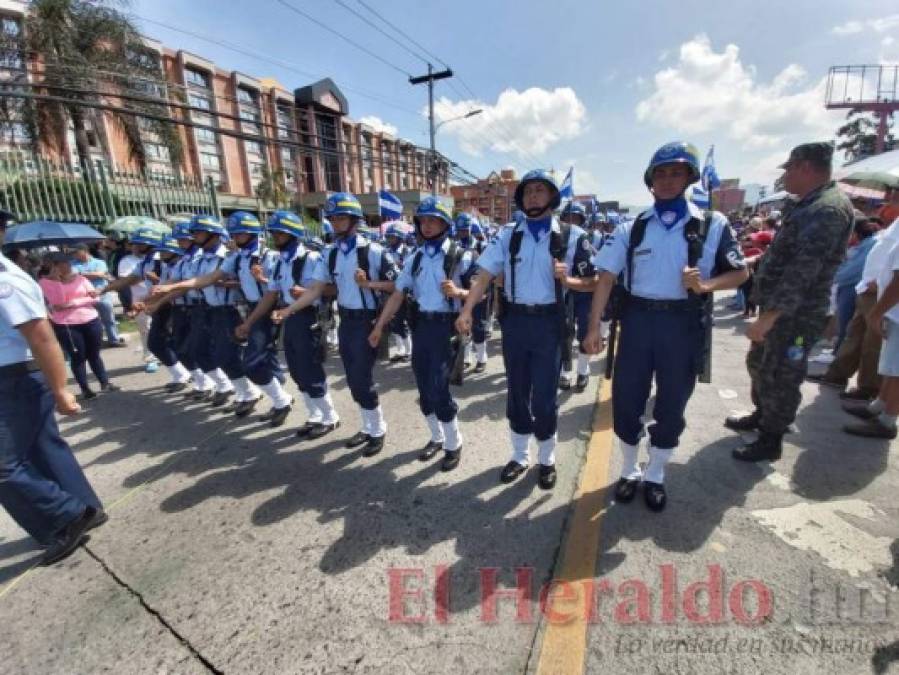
[430,109,483,195]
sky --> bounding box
[130,0,899,207]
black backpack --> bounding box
[624,213,710,294]
[410,242,465,309]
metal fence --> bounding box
[0,152,219,224]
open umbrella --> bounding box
[840,171,899,190]
[3,221,106,249]
[106,215,170,236]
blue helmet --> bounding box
[172,222,193,240]
[324,192,364,219]
[413,197,454,230]
[385,223,404,239]
[560,201,587,224]
[130,227,164,247]
[266,210,305,239]
[155,236,183,256]
[471,222,484,237]
[455,212,475,232]
[189,214,226,237]
[226,211,262,236]
[513,169,561,212]
[644,141,701,188]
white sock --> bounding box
[577,352,591,376]
[191,369,207,391]
[426,414,444,443]
[312,393,340,425]
[441,417,462,451]
[403,335,413,356]
[618,439,642,480]
[600,320,611,339]
[207,369,233,393]
[869,398,886,414]
[328,327,338,344]
[644,446,674,484]
[302,392,324,424]
[259,378,292,409]
[366,406,387,438]
[561,364,573,379]
[511,430,531,466]
[465,341,474,364]
[537,434,556,466]
[475,341,487,364]
[167,362,190,384]
[392,333,404,356]
[359,407,371,435]
[232,376,256,402]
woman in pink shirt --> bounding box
[39,252,120,399]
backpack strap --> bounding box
[411,250,424,278]
[356,243,372,310]
[625,215,651,293]
[684,213,711,269]
[508,224,525,303]
[291,251,309,286]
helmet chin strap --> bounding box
[524,204,550,218]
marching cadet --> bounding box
[455,213,490,372]
[144,235,192,392]
[583,142,748,512]
[237,211,340,435]
[456,170,596,489]
[153,212,293,421]
[368,198,473,471]
[273,193,397,457]
[0,247,107,565]
[558,201,597,393]
[383,223,413,362]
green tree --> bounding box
[836,109,895,161]
[0,0,182,176]
[255,165,290,210]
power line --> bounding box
[354,0,450,70]
[272,0,412,78]
[332,0,427,67]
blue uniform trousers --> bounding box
[208,306,245,379]
[185,305,216,373]
[500,312,563,440]
[338,313,379,410]
[171,305,196,371]
[574,290,592,350]
[243,305,281,385]
[472,298,489,345]
[0,370,101,544]
[283,308,327,398]
[411,316,458,422]
[612,305,700,449]
[147,304,178,367]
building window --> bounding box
[316,113,342,192]
[237,87,256,104]
[200,152,221,170]
[195,127,216,144]
[185,67,210,89]
[188,93,211,111]
[244,140,262,156]
[304,156,315,193]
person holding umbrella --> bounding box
[38,251,120,400]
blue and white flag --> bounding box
[558,167,574,200]
[692,187,710,208]
[701,146,721,193]
[378,189,403,221]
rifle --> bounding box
[561,292,575,373]
[449,332,469,386]
[604,285,625,380]
[695,294,713,384]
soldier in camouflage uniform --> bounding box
[726,142,854,461]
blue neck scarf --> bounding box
[526,215,552,240]
[654,196,689,230]
[338,234,357,255]
[279,240,299,262]
[239,238,260,256]
[424,235,447,258]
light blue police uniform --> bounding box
[593,202,744,449]
[0,252,102,543]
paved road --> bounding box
[0,296,896,674]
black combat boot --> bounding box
[732,431,782,462]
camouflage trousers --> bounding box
[747,317,824,436]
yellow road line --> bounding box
[535,376,614,675]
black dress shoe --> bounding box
[840,387,877,402]
[732,432,783,462]
[80,390,98,401]
[842,402,877,420]
[806,374,846,389]
[87,508,109,531]
[574,374,589,392]
[418,440,442,461]
[267,405,291,427]
[193,389,213,402]
[305,420,340,440]
[724,411,760,432]
[643,482,667,512]
[165,381,188,393]
[500,460,528,483]
[363,435,386,457]
[614,477,641,503]
[537,464,557,490]
[843,419,897,439]
[211,390,233,407]
[474,362,487,373]
[558,376,572,391]
[345,431,371,448]
[232,397,259,418]
[101,382,121,393]
[389,354,406,363]
[40,506,95,566]
[441,449,461,471]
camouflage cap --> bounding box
[779,142,834,169]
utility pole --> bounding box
[409,63,453,196]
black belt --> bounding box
[283,306,317,318]
[206,304,239,312]
[505,302,560,316]
[339,307,377,320]
[418,311,457,322]
[0,360,41,378]
[627,295,695,312]
[184,298,205,306]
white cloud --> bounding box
[358,116,398,137]
[431,86,587,160]
[635,34,841,150]
[833,14,899,35]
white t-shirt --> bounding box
[856,218,899,294]
[118,255,149,302]
[877,240,899,324]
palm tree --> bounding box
[255,165,290,210]
[1,0,182,176]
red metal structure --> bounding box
[826,65,899,153]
